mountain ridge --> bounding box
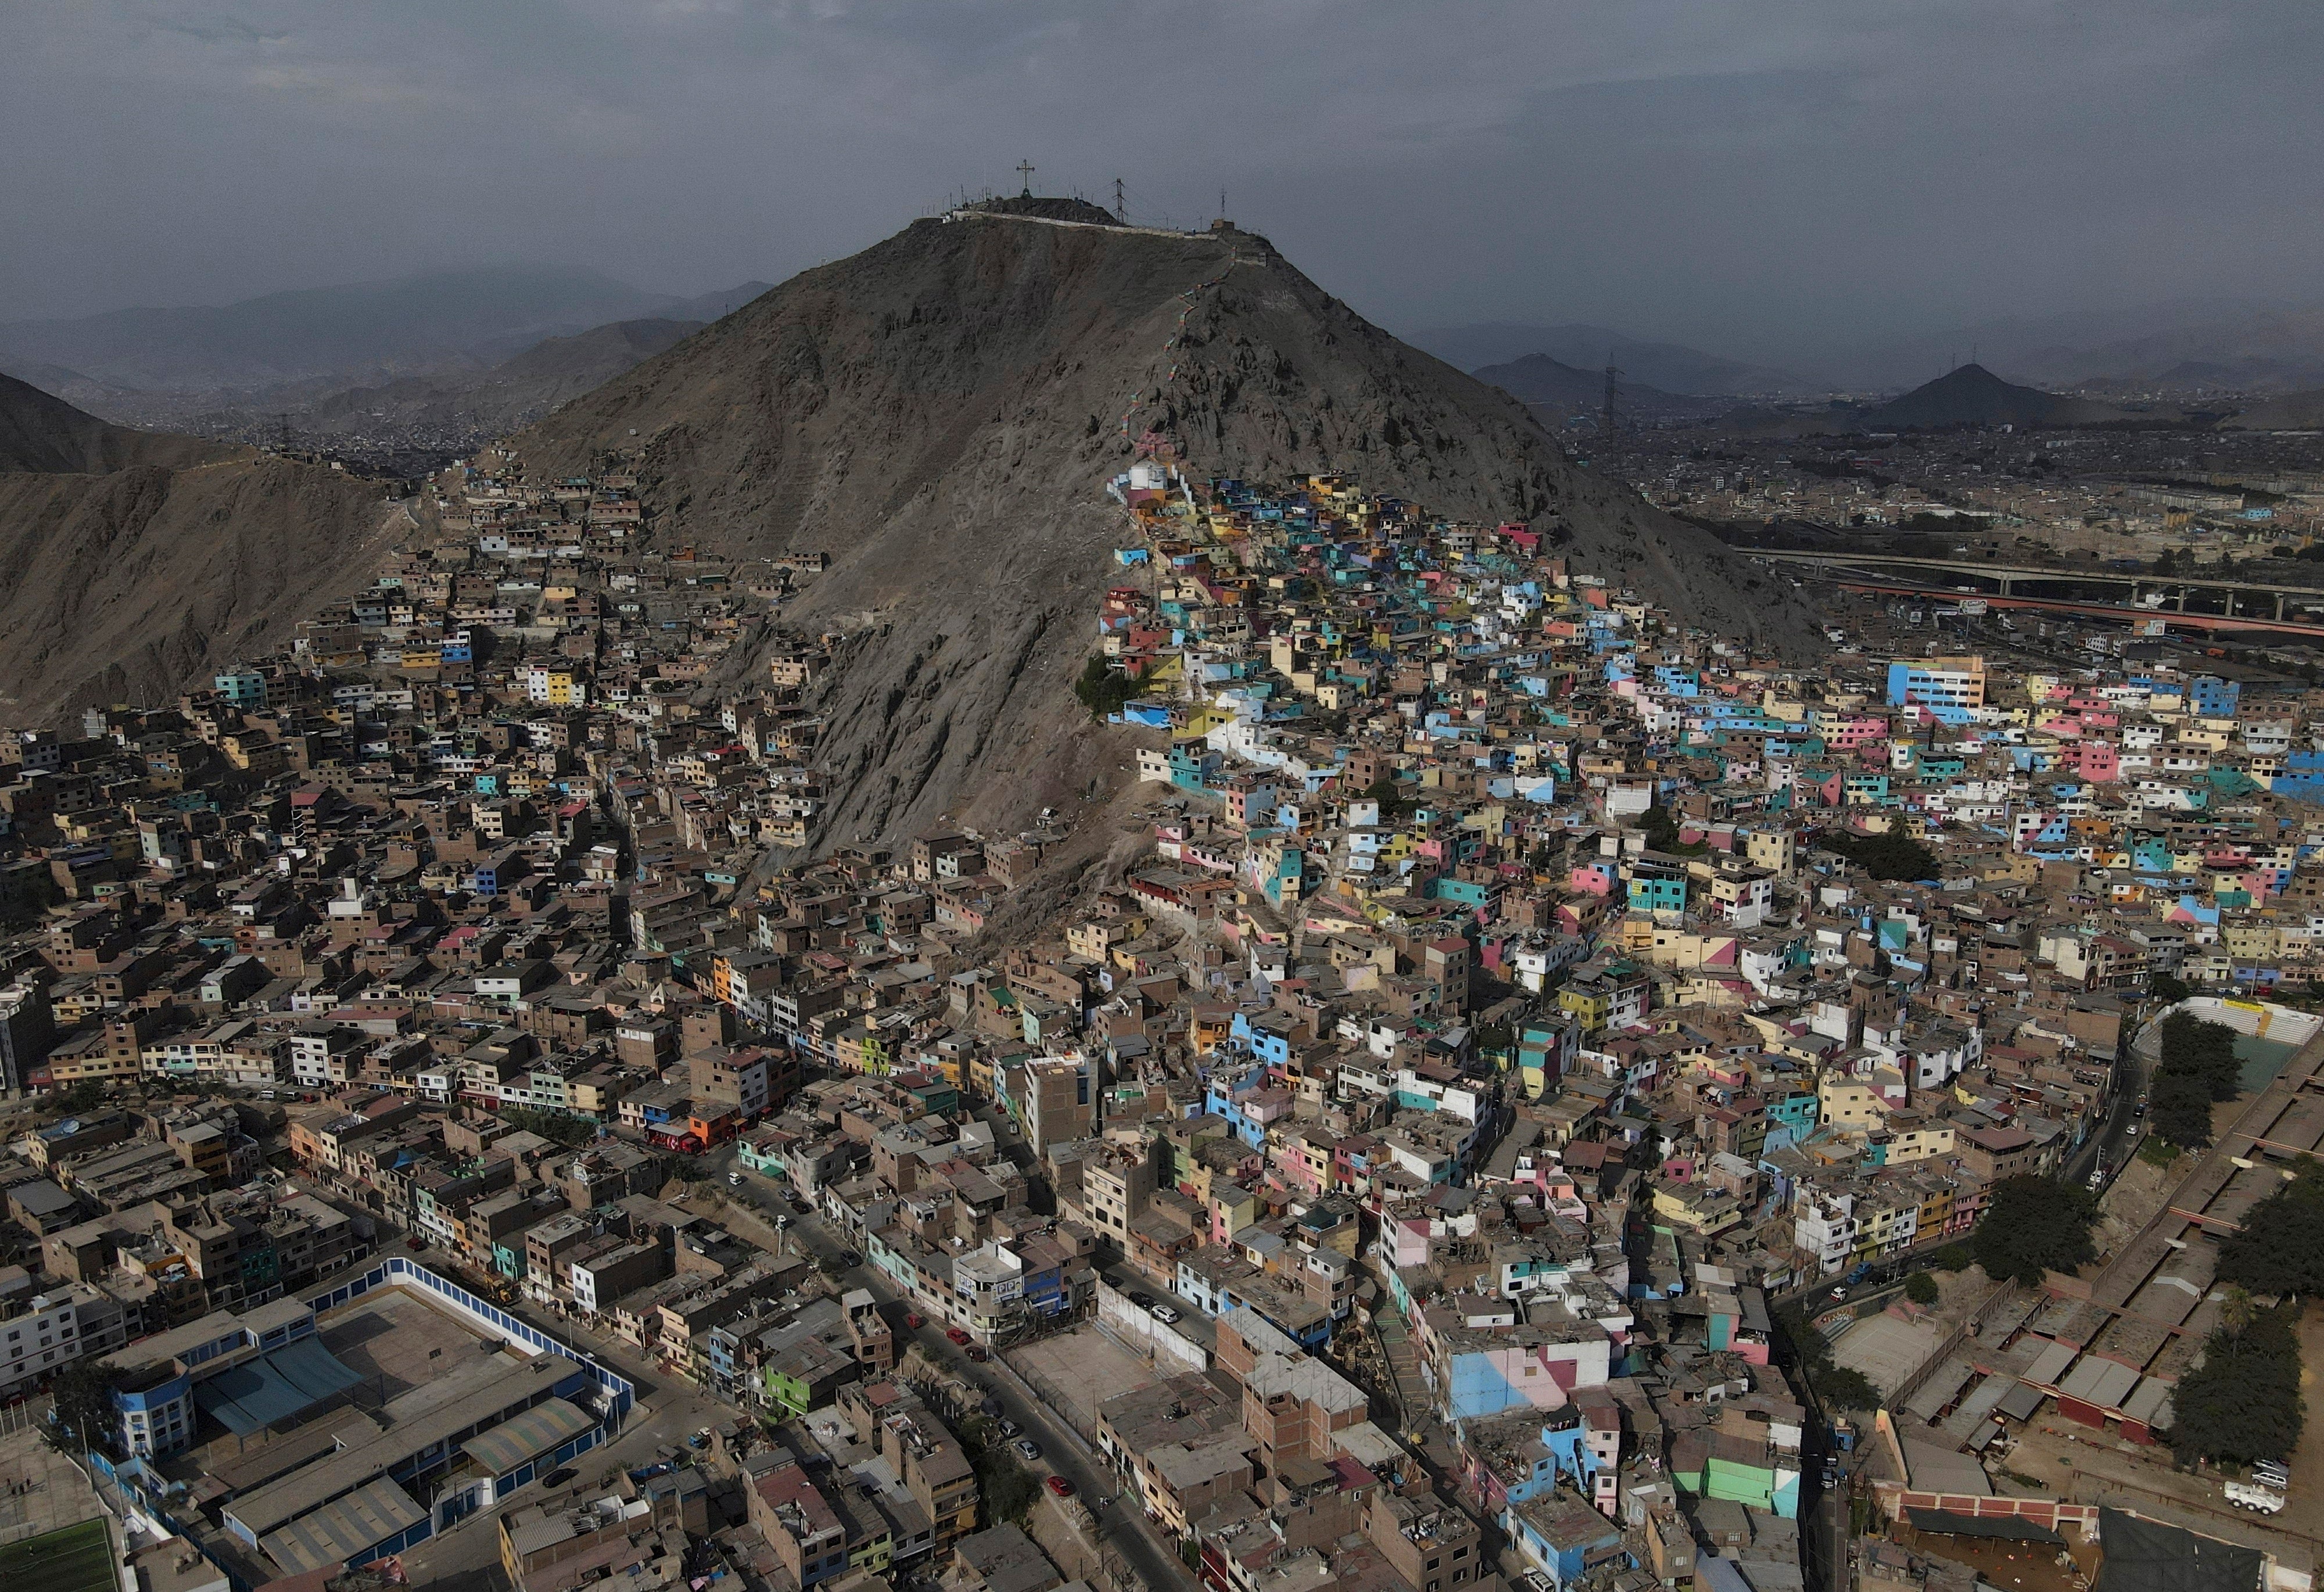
[510,209,1821,848]
[0,378,406,720]
[1408,321,1823,397]
[0,268,770,393]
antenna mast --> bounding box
[1114,178,1127,222]
[1601,365,1620,438]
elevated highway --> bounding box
[1751,547,2324,624]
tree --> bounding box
[2217,1156,2324,1297]
[1904,1271,1941,1306]
[2158,1013,2242,1102]
[1817,827,1941,882]
[499,1107,597,1148]
[2168,1303,2305,1466]
[2147,971,2193,1005]
[1773,1300,1834,1380]
[51,1081,106,1116]
[1972,1175,2099,1285]
[1072,653,1145,720]
[49,1359,126,1460]
[1819,1368,1881,1411]
[2149,1069,2217,1151]
[1930,1243,1975,1272]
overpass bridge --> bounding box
[1751,548,2324,625]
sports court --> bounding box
[0,1518,113,1592]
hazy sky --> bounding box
[5,0,2321,364]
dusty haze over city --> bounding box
[5,1,2322,375]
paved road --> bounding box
[719,1164,1200,1592]
[2065,1024,2149,1188]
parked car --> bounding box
[946,1327,973,1347]
[1828,1286,1849,1302]
[966,1345,989,1362]
[904,1311,925,1329]
[2124,1125,2139,1137]
[1150,1303,1181,1324]
[727,1171,745,1186]
[1128,1291,1156,1310]
[1046,1475,1075,1498]
[997,1419,1022,1438]
[1013,1439,1043,1461]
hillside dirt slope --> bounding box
[512,209,1821,850]
[0,378,410,722]
[0,371,225,475]
[309,317,708,438]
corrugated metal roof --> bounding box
[460,1396,594,1478]
[260,1476,425,1573]
[195,1335,364,1436]
[2058,1355,2140,1411]
[2022,1338,2079,1387]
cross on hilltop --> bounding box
[1016,160,1035,196]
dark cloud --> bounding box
[4,0,2319,363]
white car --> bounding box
[1150,1303,1182,1324]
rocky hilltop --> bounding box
[0,374,408,721]
[512,205,1819,847]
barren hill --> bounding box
[2222,388,2324,430]
[309,317,707,438]
[1863,363,2125,429]
[0,371,224,474]
[1472,352,1723,422]
[0,378,407,722]
[512,207,1819,847]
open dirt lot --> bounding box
[2002,1417,2318,1551]
[1833,1313,1943,1396]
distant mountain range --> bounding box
[304,316,709,438]
[1716,363,2131,436]
[1470,353,1725,421]
[1419,300,2324,400]
[1408,321,1826,398]
[1807,299,2324,393]
[0,267,769,394]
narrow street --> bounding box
[709,1164,1201,1592]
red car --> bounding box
[904,1311,925,1329]
[1045,1475,1075,1498]
[945,1327,972,1347]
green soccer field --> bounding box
[0,1517,114,1592]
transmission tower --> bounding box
[1601,365,1620,437]
[1114,178,1127,221]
